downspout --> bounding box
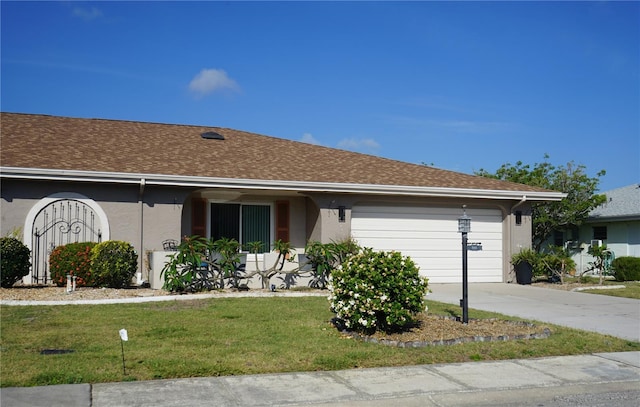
[138,178,146,285]
[511,195,527,212]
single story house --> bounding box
[563,184,640,275]
[0,112,564,287]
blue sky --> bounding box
[2,1,638,192]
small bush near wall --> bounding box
[49,242,98,287]
[0,237,31,288]
[305,239,360,289]
[612,257,640,282]
[91,241,138,288]
[329,248,429,334]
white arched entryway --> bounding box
[24,192,110,284]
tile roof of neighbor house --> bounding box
[0,112,560,199]
[588,184,640,221]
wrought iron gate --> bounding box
[31,199,102,284]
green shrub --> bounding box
[213,237,243,288]
[612,256,640,281]
[0,237,31,288]
[329,248,429,334]
[90,241,138,288]
[49,242,98,287]
[305,239,361,289]
[162,236,211,292]
[512,247,576,282]
[538,247,576,281]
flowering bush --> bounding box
[49,242,98,287]
[328,247,429,334]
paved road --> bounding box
[428,283,640,342]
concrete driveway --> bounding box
[427,283,640,342]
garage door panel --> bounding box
[353,231,458,241]
[354,237,459,249]
[355,206,455,215]
[353,218,457,231]
[351,205,503,283]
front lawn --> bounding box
[580,281,640,299]
[1,296,638,387]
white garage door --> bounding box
[351,205,503,283]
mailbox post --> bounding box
[458,206,471,324]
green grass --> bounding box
[1,297,638,387]
[580,281,640,299]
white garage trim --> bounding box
[351,205,503,283]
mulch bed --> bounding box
[334,313,551,347]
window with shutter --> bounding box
[275,200,290,243]
[191,198,207,237]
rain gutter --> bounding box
[0,167,567,201]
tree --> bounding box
[587,244,614,285]
[475,155,606,251]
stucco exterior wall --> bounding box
[505,203,533,282]
[304,194,353,244]
[1,179,195,282]
[1,180,38,238]
[2,178,535,286]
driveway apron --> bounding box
[427,283,640,342]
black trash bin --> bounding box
[515,261,533,285]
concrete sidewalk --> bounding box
[2,352,639,407]
[427,283,640,342]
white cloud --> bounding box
[337,138,381,155]
[300,133,321,145]
[387,115,515,134]
[188,68,239,97]
[72,7,103,21]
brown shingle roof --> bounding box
[1,112,551,194]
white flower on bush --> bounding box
[328,247,429,333]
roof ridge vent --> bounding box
[201,131,225,140]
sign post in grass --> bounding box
[119,328,128,375]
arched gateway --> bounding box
[24,193,110,284]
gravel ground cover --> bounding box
[0,280,608,301]
[0,286,171,301]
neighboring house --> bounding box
[564,184,640,275]
[0,113,564,287]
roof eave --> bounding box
[587,215,640,223]
[0,167,566,201]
